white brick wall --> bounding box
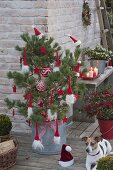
[0,0,100,132]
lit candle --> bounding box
[94,67,98,76]
[89,67,93,78]
[86,72,89,77]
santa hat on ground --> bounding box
[32,25,43,38]
[32,122,44,150]
[27,92,33,118]
[68,34,81,47]
[53,50,61,72]
[54,118,60,144]
[66,77,75,105]
[107,58,112,68]
[58,144,74,167]
[22,48,29,73]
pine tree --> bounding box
[5,27,85,125]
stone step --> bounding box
[0,62,20,70]
[0,106,8,113]
[0,78,10,85]
[0,100,6,107]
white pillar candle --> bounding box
[89,67,93,78]
[94,67,98,76]
[86,72,89,77]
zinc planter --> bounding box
[90,60,106,74]
[98,120,113,140]
[32,122,67,155]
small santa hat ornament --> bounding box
[66,77,75,105]
[12,84,16,93]
[54,118,60,144]
[58,144,74,167]
[53,50,61,72]
[68,34,81,47]
[107,58,112,68]
[22,48,29,73]
[32,25,43,38]
[28,92,33,118]
[32,122,44,150]
[75,61,81,77]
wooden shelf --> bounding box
[78,68,113,88]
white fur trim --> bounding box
[38,33,43,39]
[107,66,112,69]
[28,107,33,118]
[22,65,29,73]
[65,146,72,152]
[75,40,81,46]
[75,72,80,77]
[32,25,35,28]
[32,139,44,150]
[67,34,71,37]
[53,67,59,72]
[66,94,75,105]
[54,136,60,144]
[77,60,81,64]
[59,158,74,167]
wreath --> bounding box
[82,0,91,27]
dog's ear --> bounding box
[81,136,88,142]
[94,136,102,142]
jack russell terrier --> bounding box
[82,136,113,170]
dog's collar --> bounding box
[88,151,100,156]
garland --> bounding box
[82,0,91,27]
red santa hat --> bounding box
[68,34,81,47]
[22,48,29,73]
[107,58,112,68]
[32,122,44,150]
[53,50,61,72]
[58,144,74,167]
[75,61,81,77]
[66,77,75,105]
[32,25,43,38]
[54,118,60,144]
[27,92,33,118]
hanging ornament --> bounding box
[23,92,28,100]
[53,50,61,72]
[75,94,79,101]
[36,80,46,92]
[57,89,64,98]
[37,99,44,108]
[47,109,57,121]
[62,117,68,124]
[12,108,15,116]
[54,119,60,144]
[22,48,29,73]
[28,92,33,118]
[20,57,22,64]
[32,25,43,38]
[33,67,40,74]
[12,84,16,93]
[41,66,51,77]
[82,1,91,27]
[41,111,47,117]
[75,61,81,77]
[67,34,81,47]
[66,77,75,105]
[39,46,47,54]
[32,122,44,150]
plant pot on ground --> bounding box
[97,156,113,170]
[83,86,113,139]
[0,114,12,142]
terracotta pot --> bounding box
[98,119,113,140]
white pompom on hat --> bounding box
[22,48,29,73]
[66,77,75,105]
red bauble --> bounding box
[36,80,46,91]
[39,46,47,54]
[41,66,51,77]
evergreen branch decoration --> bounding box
[82,0,91,27]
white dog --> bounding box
[82,136,113,170]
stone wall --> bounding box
[0,0,100,132]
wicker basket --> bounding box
[0,138,18,170]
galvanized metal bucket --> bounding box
[32,122,66,155]
[90,60,106,74]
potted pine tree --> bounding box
[5,26,85,154]
[97,156,113,170]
